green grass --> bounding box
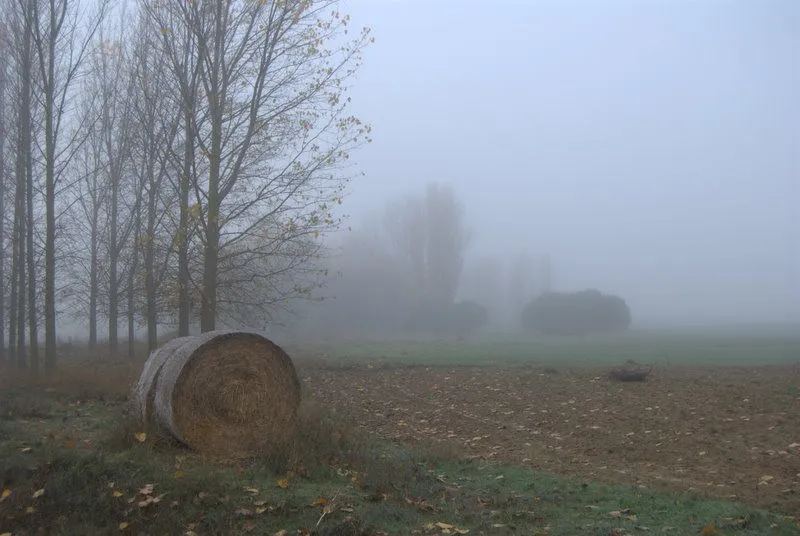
[1,439,797,535]
[0,387,797,536]
[290,330,800,369]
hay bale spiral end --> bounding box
[134,330,301,457]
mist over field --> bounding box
[332,0,799,331]
[2,0,798,348]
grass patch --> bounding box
[291,331,800,369]
[0,439,797,535]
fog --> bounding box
[6,0,796,347]
[331,0,799,328]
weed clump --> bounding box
[607,362,653,382]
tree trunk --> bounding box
[15,177,26,370]
[106,77,118,357]
[8,203,18,365]
[200,116,221,333]
[0,52,6,362]
[145,168,158,351]
[199,4,224,333]
[128,203,141,359]
[127,267,135,358]
[178,107,192,336]
[26,119,38,374]
[88,201,99,349]
[14,0,34,371]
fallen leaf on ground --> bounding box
[25,506,36,514]
[1,489,10,501]
[133,432,147,443]
[119,521,129,530]
[112,491,124,498]
[276,479,289,489]
[311,497,327,507]
[173,470,185,479]
[32,488,45,499]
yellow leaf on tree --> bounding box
[134,432,147,443]
[276,479,289,489]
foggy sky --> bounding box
[341,0,799,326]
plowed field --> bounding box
[300,363,800,515]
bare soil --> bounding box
[299,363,800,515]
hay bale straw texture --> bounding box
[134,330,301,457]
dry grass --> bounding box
[0,359,142,401]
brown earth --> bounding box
[299,363,800,516]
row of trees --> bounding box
[287,181,631,340]
[291,182,560,340]
[0,0,372,370]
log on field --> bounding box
[133,330,301,457]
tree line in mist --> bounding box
[0,0,372,372]
[288,181,632,341]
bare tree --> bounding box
[385,182,469,310]
[424,182,468,306]
[507,251,535,326]
[29,0,107,370]
[89,22,136,357]
[146,0,373,332]
[74,134,106,350]
[7,0,37,371]
[128,19,181,350]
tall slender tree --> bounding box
[29,0,107,370]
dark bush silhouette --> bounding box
[521,289,631,336]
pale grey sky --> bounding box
[338,0,798,326]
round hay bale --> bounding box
[134,330,301,457]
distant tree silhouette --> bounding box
[521,289,631,335]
